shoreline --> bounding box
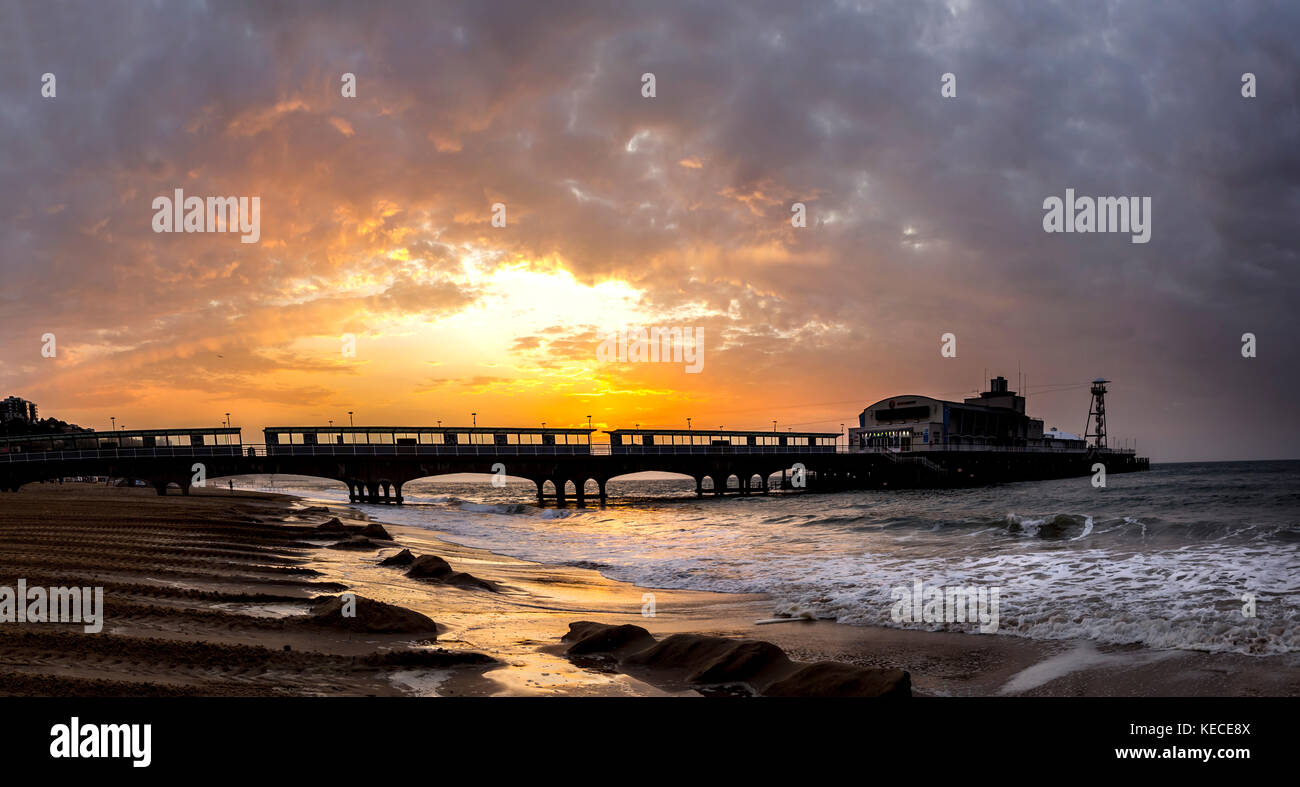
[297,490,1300,697]
[1,483,1297,696]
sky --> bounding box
[0,0,1297,462]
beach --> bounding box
[1,482,1297,697]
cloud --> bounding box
[0,0,1296,459]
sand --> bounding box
[0,484,492,696]
[1,483,1298,697]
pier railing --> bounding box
[842,444,1136,455]
[0,446,245,463]
[0,442,1137,463]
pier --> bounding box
[0,424,1148,506]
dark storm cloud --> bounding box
[0,0,1296,459]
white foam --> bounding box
[265,479,1300,655]
[998,642,1177,694]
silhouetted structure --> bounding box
[0,417,1148,505]
[1085,378,1109,449]
[0,396,37,423]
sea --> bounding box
[240,460,1300,656]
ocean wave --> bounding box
[1003,512,1089,539]
[267,465,1300,655]
[455,500,534,515]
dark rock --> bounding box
[379,548,416,566]
[402,554,497,592]
[622,633,792,687]
[687,639,794,686]
[406,554,453,579]
[308,595,439,634]
[326,535,379,550]
[359,523,392,539]
[563,622,658,656]
[560,623,913,698]
[443,571,499,592]
[315,517,352,534]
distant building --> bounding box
[1041,427,1086,450]
[0,396,37,423]
[849,377,1045,450]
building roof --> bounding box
[1044,428,1082,440]
[263,425,595,434]
[862,395,1033,415]
[605,428,839,437]
[0,427,240,443]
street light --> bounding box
[587,415,592,429]
[110,416,116,432]
[348,411,354,427]
[686,417,692,430]
[772,420,777,432]
[472,412,477,428]
[226,412,231,428]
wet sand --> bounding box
[2,483,1297,697]
[0,484,491,696]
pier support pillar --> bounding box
[393,482,404,505]
[597,478,607,506]
[535,479,545,507]
[574,480,586,509]
[695,476,704,497]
